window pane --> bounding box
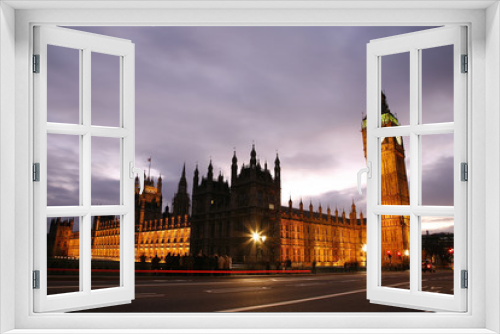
[381,215,410,289]
[381,52,410,126]
[91,137,121,205]
[421,216,454,295]
[47,45,80,124]
[421,134,454,206]
[421,45,454,124]
[92,52,120,127]
[380,136,410,205]
[47,217,80,295]
[91,215,121,290]
[47,134,80,206]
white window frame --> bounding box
[365,26,468,312]
[0,1,499,333]
[33,25,137,313]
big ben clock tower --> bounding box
[362,92,410,268]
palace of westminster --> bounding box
[48,93,410,268]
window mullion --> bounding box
[365,46,380,299]
[82,48,92,293]
[78,48,84,292]
[409,47,420,294]
[122,49,135,294]
[119,55,124,287]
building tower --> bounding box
[191,159,231,256]
[135,171,163,230]
[172,164,190,216]
[227,144,281,263]
[361,92,410,268]
[231,151,238,184]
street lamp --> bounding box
[252,233,260,242]
[251,232,267,262]
[403,249,409,270]
[362,244,367,268]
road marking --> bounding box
[218,281,409,312]
[217,288,366,312]
[135,293,166,299]
[339,279,360,283]
[205,286,270,294]
[287,282,325,287]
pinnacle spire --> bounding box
[232,149,237,164]
[250,143,257,166]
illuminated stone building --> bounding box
[53,93,409,268]
[280,200,366,267]
[190,145,367,267]
[54,149,368,267]
[64,172,192,262]
[190,146,282,263]
[361,92,411,268]
[133,170,191,261]
[47,217,75,258]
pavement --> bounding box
[49,270,456,313]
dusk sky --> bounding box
[46,26,455,233]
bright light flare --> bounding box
[252,233,260,242]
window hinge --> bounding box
[461,162,468,182]
[33,270,40,289]
[461,270,468,289]
[33,163,40,182]
[33,54,40,73]
[461,54,468,73]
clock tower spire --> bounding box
[361,92,410,268]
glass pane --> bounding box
[92,52,120,127]
[47,45,80,124]
[381,52,410,126]
[91,137,121,205]
[421,134,454,206]
[47,217,80,295]
[421,45,454,124]
[47,134,80,206]
[381,215,410,289]
[91,215,121,290]
[421,216,454,294]
[380,136,410,205]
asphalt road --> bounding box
[53,271,455,313]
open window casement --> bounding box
[364,26,467,312]
[33,26,141,312]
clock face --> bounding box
[396,136,402,145]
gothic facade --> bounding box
[49,93,409,268]
[189,145,367,267]
[60,171,192,262]
[280,201,366,267]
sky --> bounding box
[46,26,455,234]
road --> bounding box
[55,271,454,313]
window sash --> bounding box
[366,26,468,312]
[33,25,136,313]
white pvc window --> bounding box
[364,26,467,312]
[33,26,141,312]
